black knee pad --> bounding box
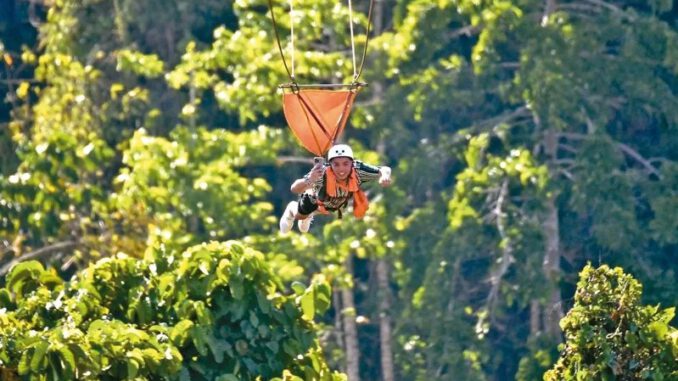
[297,193,319,215]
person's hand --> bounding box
[379,166,392,187]
[307,162,324,182]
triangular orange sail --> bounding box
[282,89,359,156]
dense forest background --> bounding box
[1,0,677,380]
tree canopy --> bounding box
[0,241,340,380]
[545,264,678,380]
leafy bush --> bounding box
[0,241,343,380]
[545,264,678,380]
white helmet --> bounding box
[327,144,354,161]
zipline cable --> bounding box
[348,0,357,79]
[267,0,375,86]
[290,0,295,78]
[267,0,295,83]
[354,0,374,82]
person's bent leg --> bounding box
[298,212,315,233]
[279,201,299,234]
[297,193,318,233]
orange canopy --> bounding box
[282,88,359,156]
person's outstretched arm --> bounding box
[355,161,392,187]
[291,162,324,194]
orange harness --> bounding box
[317,167,369,219]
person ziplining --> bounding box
[279,144,391,233]
[267,0,392,232]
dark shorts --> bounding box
[298,193,348,216]
[297,193,319,215]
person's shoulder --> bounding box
[354,160,381,176]
[354,159,377,167]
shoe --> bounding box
[279,201,298,234]
[297,213,314,233]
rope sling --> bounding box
[267,0,374,156]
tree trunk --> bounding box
[543,192,563,340]
[530,106,565,341]
[334,290,345,357]
[1,367,20,381]
[534,0,565,341]
[372,2,395,379]
[342,254,361,381]
[112,0,129,44]
[541,0,557,25]
[530,299,541,336]
[376,259,395,381]
[542,127,563,341]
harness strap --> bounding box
[315,171,353,219]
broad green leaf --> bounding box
[30,342,49,372]
[300,291,315,321]
[215,374,239,381]
[170,320,195,347]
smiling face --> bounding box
[329,157,353,181]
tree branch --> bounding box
[0,78,41,85]
[486,179,515,317]
[354,96,382,108]
[557,132,662,178]
[558,168,574,180]
[469,105,531,135]
[584,0,626,15]
[558,142,578,154]
[556,132,587,140]
[446,25,481,39]
[554,158,576,166]
[499,62,520,69]
[617,142,662,178]
[558,3,602,13]
[276,156,315,165]
[0,241,77,276]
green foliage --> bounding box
[646,162,678,245]
[166,0,371,124]
[2,0,678,380]
[545,264,678,380]
[0,241,342,380]
[449,133,548,229]
[384,0,678,377]
[110,125,282,253]
[116,50,165,78]
[1,51,115,242]
[516,345,558,381]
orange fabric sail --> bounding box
[282,89,359,156]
